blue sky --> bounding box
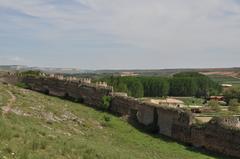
[0,0,240,69]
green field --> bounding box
[209,75,240,88]
[0,83,230,159]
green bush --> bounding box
[103,115,111,122]
[15,82,30,89]
[20,70,42,77]
[208,100,221,112]
[101,115,112,128]
[228,99,240,112]
[101,96,112,111]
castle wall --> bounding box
[0,74,20,85]
[110,96,156,127]
[190,118,240,158]
[21,76,112,108]
[157,107,180,137]
[3,75,240,158]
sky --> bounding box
[0,0,240,69]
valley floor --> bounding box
[0,83,230,159]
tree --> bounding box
[127,79,144,98]
[170,72,221,97]
[97,72,221,98]
[224,87,240,104]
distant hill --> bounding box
[1,65,240,78]
[0,65,92,74]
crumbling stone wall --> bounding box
[0,74,20,85]
[110,96,156,127]
[3,75,240,158]
[110,94,240,158]
[171,111,194,143]
[157,107,179,137]
[190,117,240,157]
[21,76,112,108]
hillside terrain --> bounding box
[0,83,230,159]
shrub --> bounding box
[101,115,112,127]
[228,99,240,112]
[20,70,42,77]
[15,82,30,89]
[101,96,112,111]
[208,100,221,112]
[103,115,111,122]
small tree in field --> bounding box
[228,99,240,112]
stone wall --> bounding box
[110,95,157,127]
[2,75,240,158]
[110,91,240,158]
[0,73,20,85]
[190,117,240,157]
[21,76,112,108]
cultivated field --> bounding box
[0,83,230,159]
[208,74,240,88]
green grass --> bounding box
[175,97,205,106]
[209,75,240,88]
[0,84,11,107]
[0,83,230,159]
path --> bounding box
[2,90,16,114]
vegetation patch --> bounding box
[18,70,42,77]
[15,82,30,89]
[101,96,112,111]
[98,72,221,98]
[228,99,240,112]
[208,100,221,112]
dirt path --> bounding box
[2,90,16,114]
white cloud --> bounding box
[0,0,240,68]
[2,1,240,47]
[0,56,25,65]
[10,56,24,62]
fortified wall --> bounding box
[1,74,240,158]
[21,76,112,108]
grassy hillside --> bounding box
[0,83,230,159]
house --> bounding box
[120,72,139,77]
[209,96,224,101]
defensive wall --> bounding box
[1,74,240,158]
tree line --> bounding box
[98,72,222,98]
